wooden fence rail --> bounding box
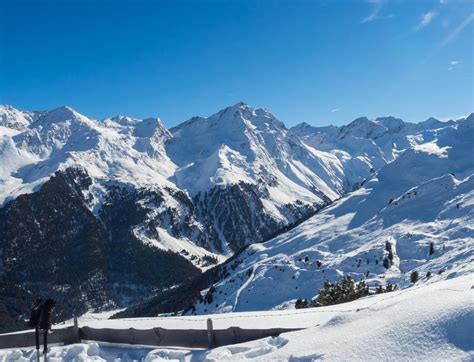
[0,320,302,350]
[0,326,79,350]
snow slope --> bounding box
[185,115,474,314]
[202,274,473,361]
[1,274,472,361]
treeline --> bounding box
[113,201,332,319]
[295,276,397,309]
[0,278,33,333]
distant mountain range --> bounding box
[0,103,472,331]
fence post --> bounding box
[73,317,80,343]
[207,318,215,349]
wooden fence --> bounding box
[0,319,302,350]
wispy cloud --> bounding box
[438,12,474,49]
[441,19,450,28]
[362,0,383,23]
[448,59,461,71]
[415,11,437,31]
[423,12,474,62]
[331,108,341,113]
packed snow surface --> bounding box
[1,274,472,361]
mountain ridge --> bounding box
[0,103,472,330]
[118,114,473,317]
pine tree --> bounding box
[376,282,397,294]
[314,275,369,307]
[295,298,308,309]
[204,286,215,304]
[429,242,435,256]
[410,271,419,284]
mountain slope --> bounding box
[0,168,201,323]
[0,103,358,327]
[0,103,352,257]
[121,115,473,316]
[1,103,472,328]
[167,103,354,252]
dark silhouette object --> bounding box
[39,299,56,331]
[410,271,419,284]
[40,299,56,354]
[314,276,369,307]
[429,242,435,256]
[27,298,44,329]
[27,298,56,358]
[27,298,44,361]
[295,298,308,309]
[375,283,398,294]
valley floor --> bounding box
[1,274,472,361]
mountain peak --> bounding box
[0,105,36,130]
[0,104,20,112]
[234,101,248,108]
[109,115,141,126]
[133,117,170,139]
[350,116,371,124]
[375,116,405,133]
[52,105,77,115]
[291,121,318,131]
[417,116,444,129]
[35,106,84,125]
[224,101,252,113]
[339,117,388,139]
[208,102,255,125]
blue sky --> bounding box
[0,0,472,127]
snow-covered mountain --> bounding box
[0,102,362,267]
[166,102,355,253]
[290,115,460,186]
[0,102,472,329]
[0,103,352,325]
[118,114,473,317]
